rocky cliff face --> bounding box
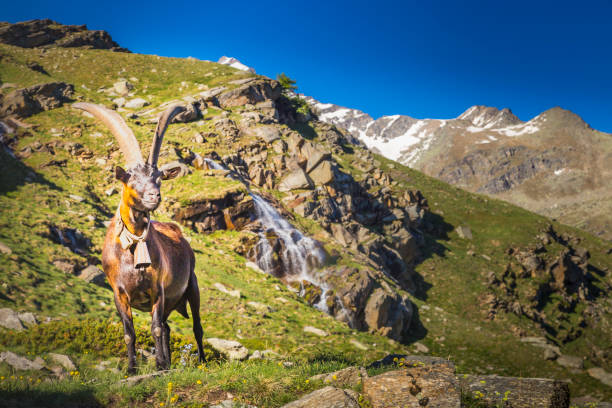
[306,97,612,241]
[0,19,129,52]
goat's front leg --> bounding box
[151,289,169,370]
[114,289,137,374]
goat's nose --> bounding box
[146,191,161,201]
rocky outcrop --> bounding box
[0,82,74,118]
[0,19,129,52]
[217,79,281,108]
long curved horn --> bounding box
[72,102,144,167]
[148,104,185,168]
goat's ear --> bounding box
[115,166,130,184]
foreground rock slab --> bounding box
[281,386,359,408]
[206,338,249,361]
[363,358,460,408]
[458,374,570,408]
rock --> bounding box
[278,168,313,192]
[281,386,359,408]
[287,132,305,152]
[69,194,85,202]
[78,265,106,286]
[303,326,329,337]
[0,82,74,118]
[458,374,570,408]
[330,223,355,247]
[245,261,265,274]
[305,150,331,173]
[455,225,472,239]
[364,288,412,340]
[0,308,25,331]
[349,339,368,350]
[210,399,257,408]
[587,367,612,387]
[413,342,429,353]
[247,301,271,313]
[105,186,117,196]
[556,355,583,369]
[272,139,287,153]
[160,161,190,179]
[309,366,367,387]
[214,282,241,298]
[112,97,126,108]
[0,19,129,51]
[48,353,76,371]
[363,363,460,408]
[249,125,281,143]
[217,79,281,108]
[0,241,12,255]
[124,98,149,109]
[173,102,200,123]
[119,370,171,386]
[17,312,38,327]
[308,160,334,185]
[113,80,133,96]
[206,338,249,361]
[52,259,76,274]
[0,351,45,371]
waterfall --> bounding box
[204,158,328,310]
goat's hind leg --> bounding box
[114,290,137,374]
[186,272,205,362]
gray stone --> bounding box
[278,168,313,192]
[52,260,76,274]
[210,399,257,408]
[458,374,570,408]
[112,97,126,107]
[0,308,25,331]
[308,160,334,185]
[113,80,133,96]
[0,241,12,255]
[556,355,583,369]
[124,98,149,109]
[17,312,38,327]
[78,265,106,285]
[0,351,45,371]
[213,282,241,298]
[455,225,473,239]
[119,370,171,386]
[303,326,329,337]
[48,353,76,371]
[587,367,612,387]
[281,386,359,408]
[413,342,429,353]
[305,149,331,173]
[249,125,280,143]
[206,338,249,361]
[272,139,287,154]
[543,348,558,360]
[349,339,368,350]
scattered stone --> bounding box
[458,374,570,408]
[556,355,583,369]
[48,353,76,371]
[0,308,25,331]
[206,338,249,361]
[278,168,313,192]
[245,261,265,274]
[69,194,85,202]
[364,362,460,408]
[303,326,329,337]
[78,265,106,286]
[543,348,558,360]
[119,370,171,386]
[309,366,367,387]
[210,399,257,408]
[248,350,263,360]
[113,80,133,96]
[413,342,429,353]
[349,339,368,350]
[455,225,473,240]
[17,312,38,327]
[112,97,126,107]
[0,351,45,371]
[213,283,241,298]
[124,98,149,109]
[105,186,117,196]
[247,301,271,313]
[587,367,612,387]
[0,241,12,255]
[52,259,76,274]
[281,386,359,408]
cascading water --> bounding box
[204,158,329,311]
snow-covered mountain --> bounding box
[217,56,255,73]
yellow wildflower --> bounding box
[196,380,202,385]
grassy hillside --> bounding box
[1,42,611,406]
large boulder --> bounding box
[0,82,74,118]
[217,79,282,108]
[78,265,106,286]
[0,351,45,371]
[281,386,359,408]
[0,308,25,331]
[363,360,460,408]
[363,288,412,340]
[458,374,570,408]
[278,168,313,192]
[0,19,129,52]
[308,160,334,185]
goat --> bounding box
[73,102,205,373]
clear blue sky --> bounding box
[3,1,612,131]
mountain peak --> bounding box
[217,56,255,73]
[536,106,589,129]
[458,105,521,129]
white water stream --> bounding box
[204,159,329,311]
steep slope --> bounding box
[0,22,611,405]
[306,97,612,241]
